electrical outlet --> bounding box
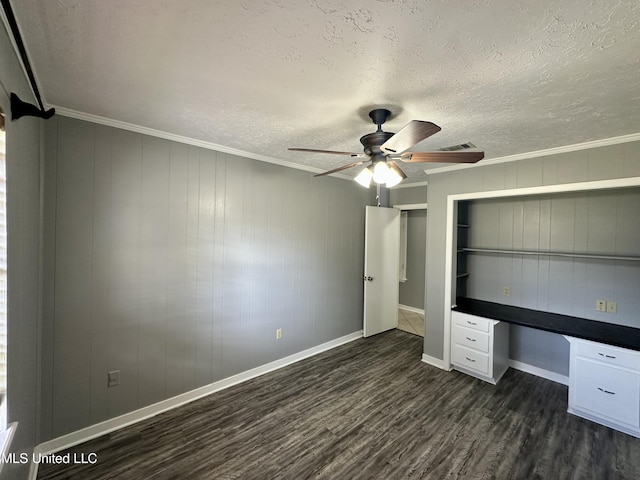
[502,287,510,297]
[276,328,283,340]
[596,300,607,312]
[606,301,617,314]
[107,370,120,387]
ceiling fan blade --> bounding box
[387,160,407,179]
[380,120,441,154]
[289,148,364,157]
[313,160,369,177]
[399,151,484,163]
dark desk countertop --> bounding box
[453,297,640,352]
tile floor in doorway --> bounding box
[397,308,424,337]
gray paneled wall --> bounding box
[41,116,369,439]
[390,184,428,205]
[425,141,640,374]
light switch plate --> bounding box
[108,370,120,387]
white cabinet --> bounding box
[567,337,640,438]
[451,311,509,384]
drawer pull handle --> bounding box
[466,321,477,326]
[597,353,616,359]
[597,387,615,395]
[465,337,476,342]
[465,357,476,363]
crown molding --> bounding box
[53,106,355,181]
[391,180,428,189]
[424,132,640,176]
[47,108,640,185]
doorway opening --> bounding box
[394,203,427,337]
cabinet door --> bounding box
[574,358,640,428]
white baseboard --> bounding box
[421,353,450,370]
[509,360,569,386]
[419,354,569,386]
[29,330,363,479]
[399,304,425,315]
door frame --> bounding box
[393,203,428,211]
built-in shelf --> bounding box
[457,224,470,228]
[456,273,469,278]
[461,247,640,262]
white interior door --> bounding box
[363,205,400,337]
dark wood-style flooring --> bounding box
[38,330,640,479]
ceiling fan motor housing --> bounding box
[360,131,394,157]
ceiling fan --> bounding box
[289,108,484,188]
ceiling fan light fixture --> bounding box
[372,161,390,184]
[354,166,373,188]
[385,167,403,188]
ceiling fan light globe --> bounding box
[385,169,403,188]
[372,161,390,184]
[354,167,373,188]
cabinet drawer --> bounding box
[575,340,640,372]
[574,358,640,428]
[453,344,490,375]
[453,325,490,353]
[452,311,491,333]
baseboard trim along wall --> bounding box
[398,304,425,315]
[422,354,569,386]
[30,330,363,473]
[421,353,449,370]
[508,360,569,386]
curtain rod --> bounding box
[1,0,46,111]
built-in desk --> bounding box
[453,296,640,352]
[452,297,640,438]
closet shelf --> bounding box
[461,248,640,262]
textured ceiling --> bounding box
[10,0,640,183]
